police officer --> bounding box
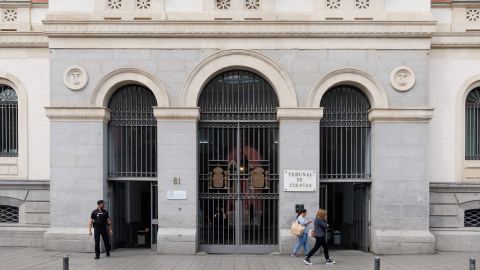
[88,200,113,259]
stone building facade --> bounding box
[0,0,479,255]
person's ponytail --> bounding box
[297,209,307,218]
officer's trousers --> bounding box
[94,227,110,255]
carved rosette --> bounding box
[390,66,415,92]
[63,65,89,91]
[467,9,480,22]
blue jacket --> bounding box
[297,216,309,235]
[313,217,328,238]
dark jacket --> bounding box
[313,217,328,238]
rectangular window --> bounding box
[466,103,480,159]
[0,100,18,157]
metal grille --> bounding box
[108,85,158,179]
[320,85,371,179]
[198,70,279,254]
[0,85,18,157]
[465,209,480,227]
[0,205,19,223]
[466,87,480,160]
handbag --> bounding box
[291,221,305,236]
[311,230,315,237]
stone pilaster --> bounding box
[277,107,323,254]
[154,107,200,254]
[369,108,435,254]
[44,107,110,252]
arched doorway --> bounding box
[107,84,159,251]
[198,70,279,254]
[319,85,371,252]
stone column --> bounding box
[369,108,435,254]
[277,108,323,254]
[44,107,110,252]
[154,107,200,254]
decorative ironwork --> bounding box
[250,167,268,189]
[467,9,480,22]
[108,84,157,178]
[239,193,279,199]
[198,70,279,122]
[210,167,229,189]
[199,193,238,199]
[4,9,17,22]
[198,70,279,252]
[246,0,260,9]
[466,88,480,160]
[320,85,371,179]
[0,85,18,157]
[326,0,340,9]
[0,205,19,223]
[465,209,480,227]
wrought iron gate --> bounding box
[353,184,370,252]
[198,70,279,254]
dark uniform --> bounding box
[91,208,111,256]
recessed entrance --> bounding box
[197,70,280,254]
[108,181,158,251]
[319,182,370,252]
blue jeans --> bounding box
[292,232,309,255]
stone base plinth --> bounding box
[0,226,48,247]
[157,228,196,254]
[431,228,480,251]
[44,227,102,252]
[371,230,435,254]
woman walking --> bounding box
[303,209,335,265]
[290,209,312,258]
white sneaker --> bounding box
[326,259,336,264]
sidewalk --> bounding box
[1,247,479,270]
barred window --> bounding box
[465,209,480,227]
[0,84,18,157]
[0,205,19,223]
[466,87,480,159]
[108,84,158,179]
[320,85,371,179]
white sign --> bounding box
[284,170,317,192]
[167,190,187,200]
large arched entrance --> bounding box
[198,70,279,254]
[319,85,372,252]
[107,84,159,252]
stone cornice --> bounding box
[432,32,480,48]
[430,182,480,193]
[42,20,436,39]
[153,107,200,122]
[277,107,323,122]
[45,107,111,123]
[0,32,48,48]
[368,108,434,123]
[0,180,50,190]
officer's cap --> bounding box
[97,200,106,205]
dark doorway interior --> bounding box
[320,182,370,252]
[109,181,152,250]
